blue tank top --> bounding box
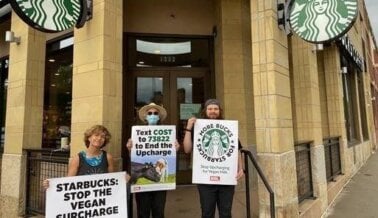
[76,150,108,175]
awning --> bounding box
[0,0,11,20]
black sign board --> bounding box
[337,35,364,72]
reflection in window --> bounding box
[342,66,358,144]
[0,57,8,149]
[136,77,163,106]
[358,72,369,141]
[128,36,210,68]
[137,40,191,55]
[43,37,73,148]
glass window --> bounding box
[358,72,369,141]
[127,36,210,68]
[134,77,164,124]
[43,37,73,148]
[341,56,360,145]
[0,57,8,150]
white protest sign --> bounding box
[131,125,176,193]
[192,119,238,185]
[46,172,127,218]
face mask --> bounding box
[146,114,160,125]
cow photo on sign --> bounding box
[130,125,176,193]
[192,119,238,185]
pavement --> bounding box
[29,151,378,218]
[129,182,248,218]
[324,151,378,218]
[30,183,248,218]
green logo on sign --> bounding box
[10,0,83,32]
[201,130,230,158]
[289,0,358,43]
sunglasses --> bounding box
[147,111,159,115]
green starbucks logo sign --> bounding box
[289,0,358,43]
[10,0,87,32]
[197,127,236,162]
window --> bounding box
[0,57,8,149]
[358,72,369,140]
[127,35,211,68]
[341,57,360,145]
[43,37,73,148]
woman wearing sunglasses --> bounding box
[127,102,179,218]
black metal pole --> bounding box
[244,152,251,218]
[246,151,275,218]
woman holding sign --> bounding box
[127,103,179,218]
[183,99,244,218]
[43,125,115,186]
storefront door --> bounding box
[124,69,210,184]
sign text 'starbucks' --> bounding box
[197,123,236,163]
[192,119,238,185]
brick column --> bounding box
[251,1,299,217]
[71,0,123,169]
[214,0,255,145]
[290,36,328,214]
[214,1,256,216]
[0,14,45,217]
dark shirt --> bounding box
[77,151,108,176]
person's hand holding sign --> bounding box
[236,167,244,180]
[42,179,50,190]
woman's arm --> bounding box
[107,153,115,173]
[67,155,80,176]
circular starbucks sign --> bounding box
[200,129,233,161]
[10,0,85,33]
[289,0,358,43]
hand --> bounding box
[42,179,50,190]
[174,140,180,151]
[186,117,196,130]
[126,139,132,152]
[236,168,244,180]
[125,173,131,183]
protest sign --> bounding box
[130,125,176,193]
[46,172,127,218]
[192,119,238,185]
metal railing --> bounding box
[241,149,275,218]
[25,149,69,215]
[323,136,342,181]
[294,141,314,202]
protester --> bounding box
[183,99,244,218]
[127,102,179,218]
[43,124,115,187]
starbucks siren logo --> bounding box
[289,0,358,43]
[10,0,85,32]
[197,125,236,162]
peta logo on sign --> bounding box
[10,0,89,32]
[289,0,358,43]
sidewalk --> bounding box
[324,152,378,218]
[130,183,247,218]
